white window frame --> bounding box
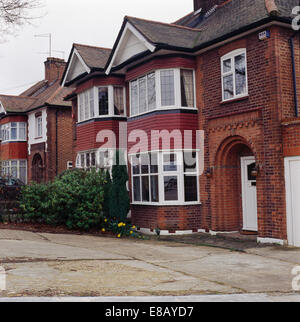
[130,68,197,118]
[1,159,27,183]
[221,48,248,102]
[35,116,43,138]
[76,149,114,173]
[0,122,27,143]
[130,150,200,206]
[77,86,126,123]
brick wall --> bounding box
[196,25,297,239]
[131,204,202,232]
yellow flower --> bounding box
[102,228,105,232]
[104,219,108,223]
[117,234,121,238]
[130,231,133,235]
[123,223,126,227]
[132,226,136,229]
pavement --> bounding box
[0,229,300,301]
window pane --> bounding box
[19,124,26,140]
[89,89,94,118]
[181,70,194,107]
[151,175,159,202]
[184,175,198,202]
[223,58,232,73]
[223,74,234,100]
[80,95,84,121]
[235,54,246,95]
[150,153,158,174]
[163,153,177,172]
[164,176,178,201]
[147,73,156,110]
[80,154,85,168]
[142,176,150,202]
[184,152,197,173]
[139,76,147,114]
[84,92,89,119]
[99,88,109,115]
[161,70,175,106]
[86,153,90,167]
[91,152,96,167]
[132,155,140,175]
[11,125,17,140]
[141,154,149,174]
[20,166,27,184]
[114,87,125,116]
[133,177,141,202]
[131,81,138,116]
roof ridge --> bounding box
[172,11,194,24]
[0,94,37,100]
[74,43,111,51]
[125,16,202,32]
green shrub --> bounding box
[19,169,106,230]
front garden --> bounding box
[1,152,143,239]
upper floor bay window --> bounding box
[131,151,200,205]
[130,68,196,117]
[78,86,126,123]
[221,49,248,101]
[0,122,27,142]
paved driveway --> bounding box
[0,229,300,300]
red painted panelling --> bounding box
[126,56,196,81]
[76,119,127,152]
[127,111,199,152]
[0,116,27,125]
[76,76,125,95]
[0,142,27,160]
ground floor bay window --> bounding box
[76,149,115,173]
[1,160,27,183]
[130,151,200,205]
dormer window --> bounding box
[130,68,196,117]
[78,86,126,122]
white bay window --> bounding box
[0,122,27,142]
[131,151,200,205]
[78,86,126,122]
[1,160,27,183]
[130,68,196,117]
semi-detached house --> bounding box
[0,58,73,183]
[66,0,298,247]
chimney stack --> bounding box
[44,57,66,82]
[193,0,224,13]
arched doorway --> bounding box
[32,154,44,183]
[212,136,258,233]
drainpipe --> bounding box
[289,33,299,118]
[55,109,58,177]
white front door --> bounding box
[285,157,300,247]
[241,157,258,231]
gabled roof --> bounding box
[62,43,112,86]
[105,0,298,73]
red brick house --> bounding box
[63,0,300,246]
[0,58,73,183]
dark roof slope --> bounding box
[74,43,112,70]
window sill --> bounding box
[220,95,249,105]
[131,202,202,207]
[77,115,127,124]
[129,107,198,119]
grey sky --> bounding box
[0,0,192,95]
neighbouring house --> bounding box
[0,57,73,183]
[62,0,300,247]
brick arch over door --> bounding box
[211,135,258,232]
[32,153,45,184]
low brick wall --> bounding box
[131,204,202,232]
